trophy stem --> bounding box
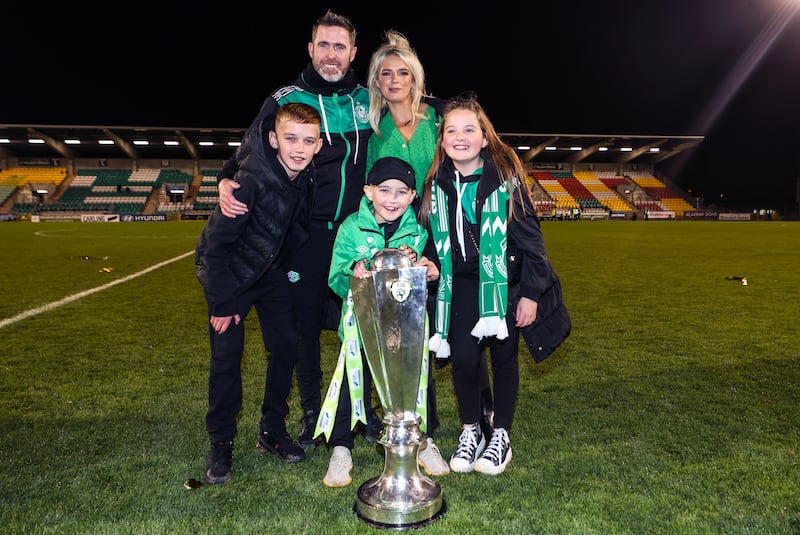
[354,416,445,529]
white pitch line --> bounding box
[0,250,195,330]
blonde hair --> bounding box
[419,92,532,227]
[366,30,427,136]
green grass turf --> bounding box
[0,220,798,534]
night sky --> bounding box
[5,1,800,211]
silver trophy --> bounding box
[349,248,445,529]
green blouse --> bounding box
[366,105,440,195]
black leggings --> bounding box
[449,276,520,432]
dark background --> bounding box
[4,1,800,211]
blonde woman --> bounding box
[364,31,495,478]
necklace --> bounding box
[464,216,480,252]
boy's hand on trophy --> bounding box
[416,256,440,282]
[398,245,417,263]
[353,259,371,279]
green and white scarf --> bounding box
[429,173,510,359]
[314,289,430,441]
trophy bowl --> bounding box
[370,248,414,271]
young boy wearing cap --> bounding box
[315,156,443,487]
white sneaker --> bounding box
[323,446,353,488]
[418,437,450,476]
[449,424,485,473]
[475,427,512,475]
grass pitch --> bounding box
[1,220,798,534]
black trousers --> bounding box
[287,222,339,416]
[328,355,376,449]
[205,268,297,443]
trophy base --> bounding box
[353,417,445,529]
[354,476,445,530]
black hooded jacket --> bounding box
[196,103,316,317]
[219,63,371,229]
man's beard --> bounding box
[319,70,345,82]
[316,61,346,83]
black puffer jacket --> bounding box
[195,105,316,317]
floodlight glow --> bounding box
[0,138,10,143]
[64,139,81,144]
[598,147,608,151]
[650,147,660,152]
[545,146,557,151]
[199,141,214,146]
[133,140,149,146]
[516,145,531,150]
[28,138,45,144]
[227,141,241,147]
[621,147,632,152]
[570,146,582,151]
[99,139,114,145]
[164,140,179,146]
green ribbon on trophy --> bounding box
[315,289,429,441]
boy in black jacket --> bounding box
[195,103,322,484]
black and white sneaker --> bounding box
[475,427,512,475]
[449,424,485,473]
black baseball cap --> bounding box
[367,156,416,190]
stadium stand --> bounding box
[628,171,694,217]
[0,124,706,220]
[192,170,221,212]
